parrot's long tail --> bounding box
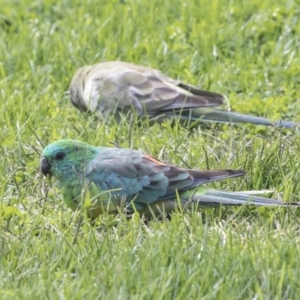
[192,190,300,207]
[185,108,299,129]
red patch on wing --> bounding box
[143,154,167,166]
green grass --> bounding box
[1,0,300,298]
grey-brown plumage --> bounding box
[69,61,298,128]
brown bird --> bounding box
[69,61,298,128]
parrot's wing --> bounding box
[69,61,224,116]
[84,148,244,206]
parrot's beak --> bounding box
[40,157,52,176]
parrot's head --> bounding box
[40,139,98,181]
[69,65,95,113]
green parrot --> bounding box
[69,61,298,128]
[40,139,299,218]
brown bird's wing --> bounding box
[69,61,224,116]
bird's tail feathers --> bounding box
[187,108,299,129]
[188,189,300,207]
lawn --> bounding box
[1,0,300,299]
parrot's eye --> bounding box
[41,157,48,164]
[55,152,65,160]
